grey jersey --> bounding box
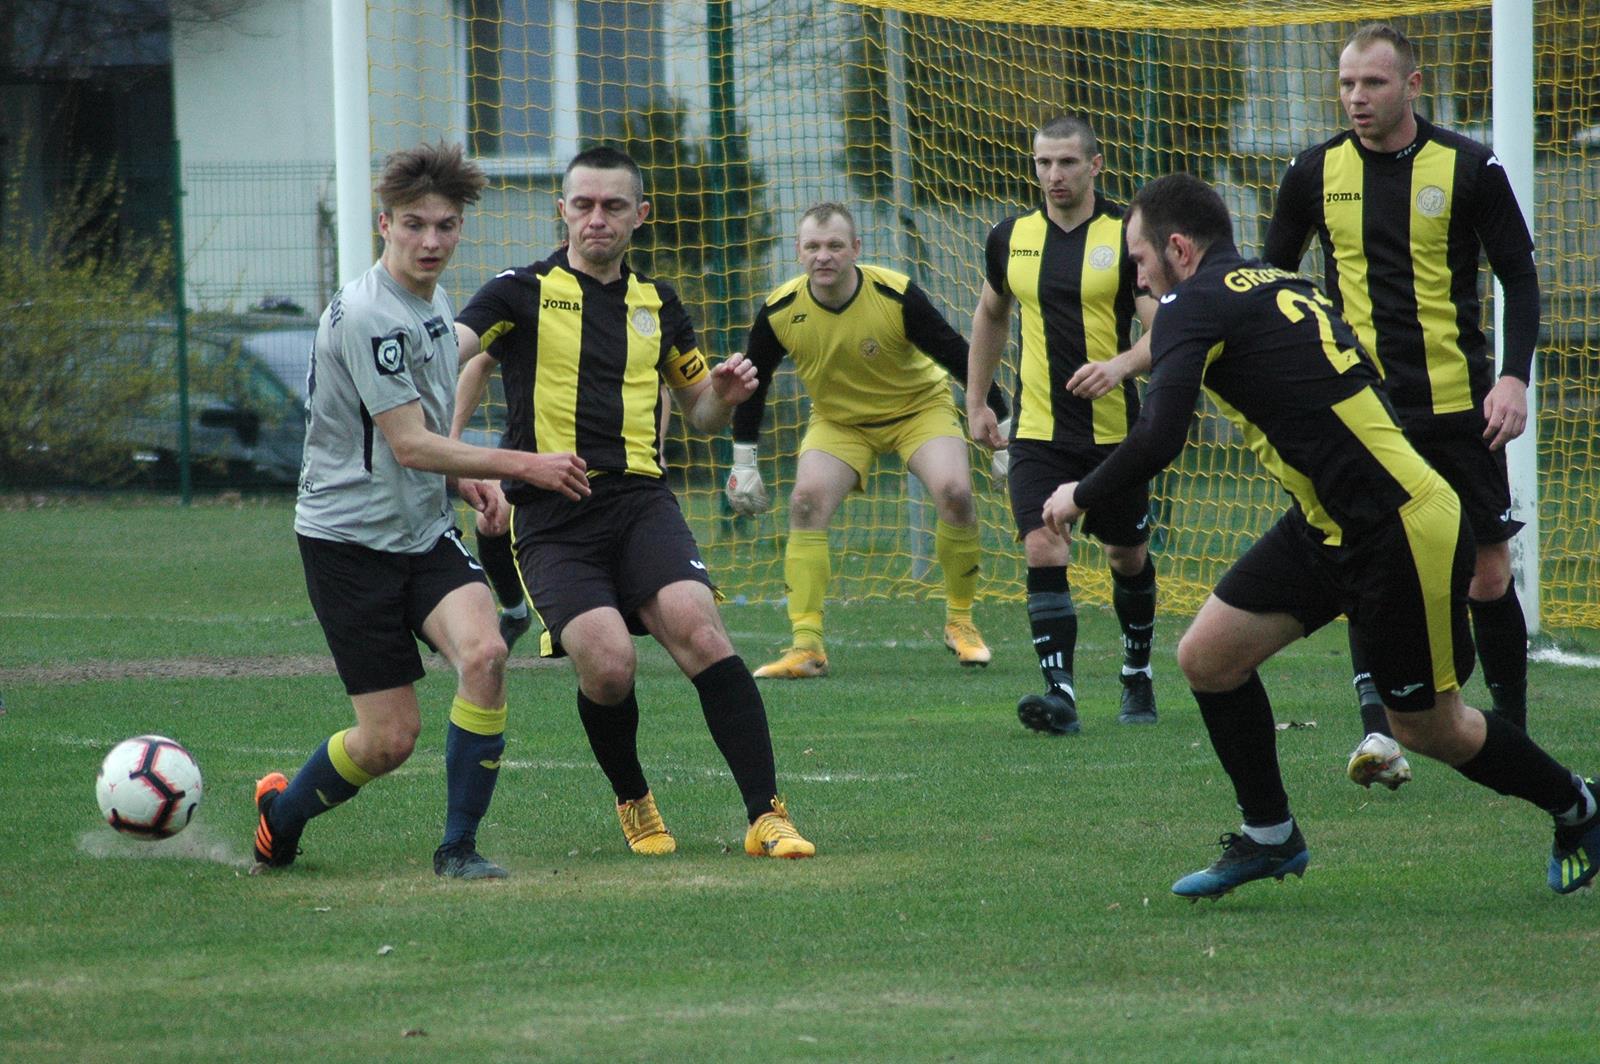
[294,261,460,553]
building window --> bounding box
[456,0,661,176]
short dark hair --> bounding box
[1347,23,1419,77]
[1128,173,1234,255]
[1036,115,1100,157]
[798,201,856,237]
[375,141,487,213]
[564,145,645,203]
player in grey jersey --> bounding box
[250,142,588,879]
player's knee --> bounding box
[581,660,636,705]
[1105,543,1147,575]
[457,630,508,687]
[369,722,421,773]
[934,483,975,524]
[788,489,824,526]
[1176,631,1239,692]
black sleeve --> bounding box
[731,303,786,444]
[1472,159,1540,384]
[983,220,1013,296]
[901,282,1008,420]
[1261,157,1317,271]
[1073,307,1207,511]
[456,272,526,359]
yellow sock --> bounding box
[328,728,377,787]
[784,530,830,651]
[936,519,981,621]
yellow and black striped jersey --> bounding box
[456,247,707,502]
[732,264,998,441]
[1075,248,1446,547]
[984,200,1141,446]
[1263,115,1538,416]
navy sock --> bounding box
[691,656,778,823]
[1192,673,1291,827]
[442,696,507,847]
[577,687,648,802]
[1026,565,1076,693]
[272,733,364,834]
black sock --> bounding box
[1027,565,1076,693]
[1469,585,1528,729]
[1454,709,1579,814]
[1192,673,1291,827]
[576,687,648,802]
[1111,556,1156,672]
[1348,630,1392,737]
[691,656,778,822]
[477,528,525,610]
[476,528,524,610]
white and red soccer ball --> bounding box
[96,735,204,839]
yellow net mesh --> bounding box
[368,0,1600,629]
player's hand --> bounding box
[518,452,591,501]
[988,417,1013,486]
[467,480,510,534]
[968,405,1005,451]
[1481,376,1529,451]
[1042,481,1083,537]
[725,442,771,514]
[711,351,759,405]
[1066,357,1126,399]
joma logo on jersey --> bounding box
[542,297,581,311]
[1325,191,1362,203]
[1011,248,1041,258]
[791,312,808,324]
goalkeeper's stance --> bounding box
[726,201,1009,678]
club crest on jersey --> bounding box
[1089,244,1117,270]
[1416,185,1447,217]
[371,333,406,375]
[630,307,658,336]
[858,337,880,359]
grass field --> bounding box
[2,495,1597,1062]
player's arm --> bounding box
[966,279,1014,451]
[1043,324,1204,534]
[450,349,496,441]
[372,400,590,501]
[1260,156,1317,272]
[901,281,1009,421]
[1065,294,1158,399]
[721,305,786,513]
[670,351,758,434]
[1475,159,1541,450]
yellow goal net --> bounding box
[366,0,1600,630]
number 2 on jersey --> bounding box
[1275,288,1362,374]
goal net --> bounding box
[366,0,1600,628]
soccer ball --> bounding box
[95,735,204,839]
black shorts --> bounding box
[1213,489,1475,711]
[298,527,487,696]
[511,475,713,655]
[1399,408,1522,546]
[1008,438,1151,546]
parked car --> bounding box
[116,323,308,487]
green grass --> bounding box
[2,495,1598,1061]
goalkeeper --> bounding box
[728,201,1008,679]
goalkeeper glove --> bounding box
[989,418,1012,487]
[725,442,771,514]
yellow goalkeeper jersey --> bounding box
[733,264,967,437]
